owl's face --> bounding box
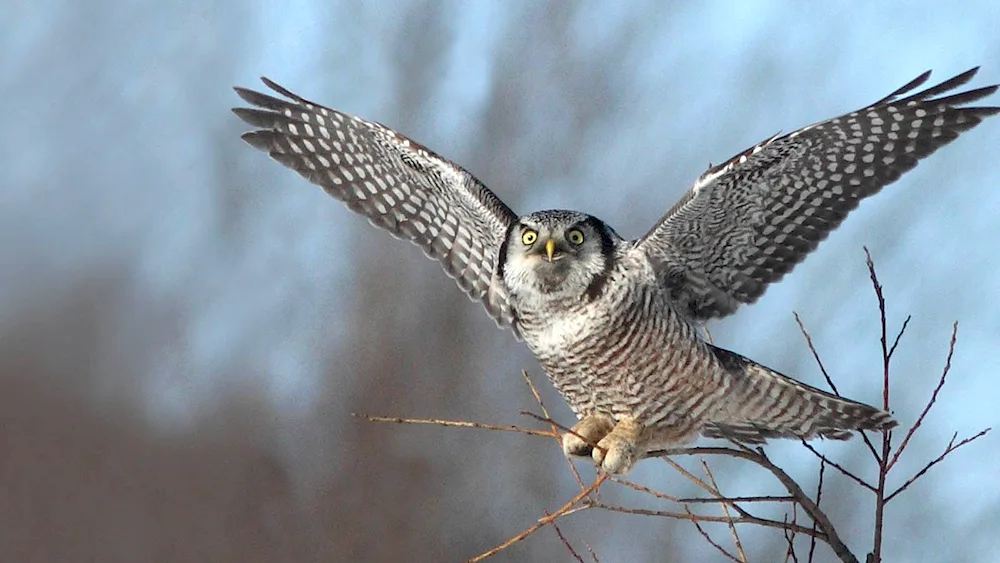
[500,210,618,304]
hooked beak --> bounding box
[544,238,557,262]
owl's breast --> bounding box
[514,259,705,418]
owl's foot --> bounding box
[562,414,615,458]
[592,417,644,474]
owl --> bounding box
[233,68,997,473]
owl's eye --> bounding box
[567,229,585,245]
[521,230,538,245]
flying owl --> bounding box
[233,68,998,474]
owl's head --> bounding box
[499,210,620,303]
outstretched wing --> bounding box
[635,68,999,320]
[233,78,520,330]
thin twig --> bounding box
[609,476,682,503]
[661,456,724,500]
[590,503,826,539]
[886,323,958,471]
[520,370,588,490]
[609,475,795,504]
[520,369,550,421]
[613,475,790,504]
[795,312,880,459]
[702,459,747,561]
[799,441,876,492]
[783,505,800,563]
[866,246,891,563]
[542,510,585,563]
[657,455,775,527]
[864,247,889,410]
[684,505,744,562]
[466,475,608,563]
[583,539,601,563]
[886,316,911,362]
[681,495,795,504]
[652,447,859,563]
[794,312,840,396]
[355,413,556,439]
[885,428,991,502]
[808,460,825,563]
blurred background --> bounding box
[2,1,999,561]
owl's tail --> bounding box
[702,346,896,444]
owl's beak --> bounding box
[544,238,557,262]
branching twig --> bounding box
[684,505,744,563]
[798,441,876,493]
[590,502,826,539]
[866,247,892,563]
[885,324,958,472]
[885,428,991,502]
[542,510,586,563]
[466,475,608,563]
[652,447,859,563]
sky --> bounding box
[2,1,999,561]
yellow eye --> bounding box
[567,229,585,245]
[521,230,537,245]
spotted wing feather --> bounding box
[233,78,519,330]
[636,68,999,320]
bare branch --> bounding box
[795,311,879,459]
[354,412,556,439]
[702,459,747,561]
[542,510,586,563]
[466,474,608,563]
[783,505,801,563]
[680,495,795,504]
[885,428,992,502]
[583,539,602,563]
[652,447,860,563]
[794,312,840,396]
[609,476,682,503]
[864,247,890,412]
[808,460,826,563]
[520,370,589,489]
[661,456,725,500]
[684,505,745,563]
[886,323,958,471]
[799,441,876,492]
[886,315,911,362]
[866,246,892,563]
[590,502,826,539]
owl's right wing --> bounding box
[634,68,998,321]
[233,78,520,331]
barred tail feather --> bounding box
[703,347,896,444]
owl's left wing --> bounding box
[635,68,998,321]
[233,78,520,331]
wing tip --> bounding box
[239,130,275,151]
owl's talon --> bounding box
[592,417,645,474]
[562,414,615,457]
